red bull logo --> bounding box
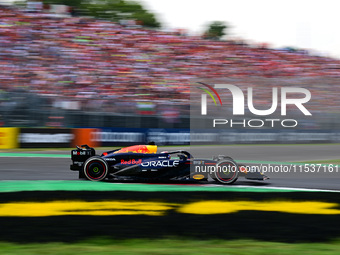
[121,159,142,165]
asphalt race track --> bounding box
[2,144,340,244]
[1,144,340,190]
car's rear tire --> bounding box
[211,159,239,184]
[83,156,108,181]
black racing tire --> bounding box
[211,159,239,184]
[83,156,108,181]
[213,155,234,161]
[220,156,234,161]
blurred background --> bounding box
[0,0,339,146]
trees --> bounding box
[43,0,83,8]
[203,21,228,40]
[43,0,161,28]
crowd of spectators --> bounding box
[1,5,340,122]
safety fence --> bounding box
[0,127,340,149]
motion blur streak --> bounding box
[178,201,340,215]
[0,200,339,217]
[0,201,177,217]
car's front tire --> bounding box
[83,156,108,181]
[211,159,239,184]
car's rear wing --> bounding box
[70,144,96,171]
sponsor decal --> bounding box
[92,131,144,143]
[193,160,205,165]
[73,161,83,165]
[147,131,190,145]
[141,160,180,168]
[121,159,142,165]
[192,174,205,180]
[72,151,87,156]
[20,133,74,143]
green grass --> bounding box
[1,239,340,255]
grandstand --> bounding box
[0,5,339,128]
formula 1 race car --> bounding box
[70,143,268,184]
